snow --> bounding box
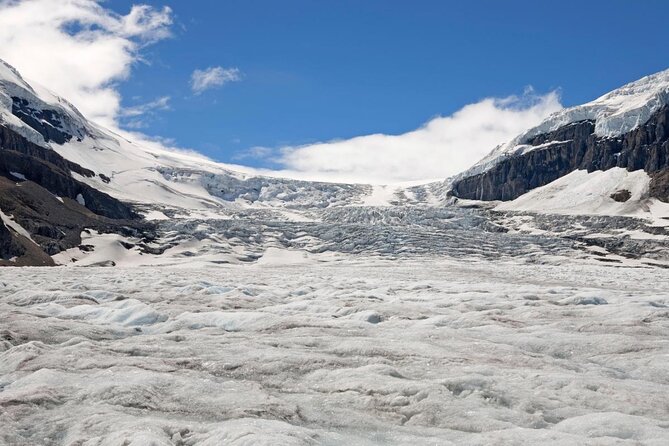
[0,59,89,146]
[255,247,315,266]
[142,210,170,221]
[496,168,669,221]
[75,193,86,207]
[0,208,35,243]
[529,67,669,139]
[0,59,33,93]
[361,185,401,206]
[9,171,26,181]
[52,230,153,267]
[2,259,669,444]
[56,135,377,214]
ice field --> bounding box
[2,255,668,445]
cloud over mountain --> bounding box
[269,90,563,183]
[0,0,172,127]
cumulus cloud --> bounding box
[0,0,173,127]
[271,91,563,184]
[191,66,241,94]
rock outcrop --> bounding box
[11,96,79,144]
[451,106,669,202]
[0,124,137,220]
[0,120,152,265]
[0,218,23,260]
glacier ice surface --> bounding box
[2,258,669,444]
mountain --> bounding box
[1,59,668,267]
[0,61,149,266]
[449,69,669,221]
[0,59,446,266]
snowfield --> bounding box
[496,168,669,222]
[2,257,669,445]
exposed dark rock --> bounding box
[650,170,669,199]
[0,215,55,267]
[0,124,137,220]
[138,244,170,255]
[610,190,632,202]
[0,220,24,260]
[0,121,155,266]
[11,97,79,144]
[0,175,155,265]
[451,106,669,202]
[0,124,92,176]
[120,241,135,250]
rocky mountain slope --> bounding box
[450,69,669,216]
[0,62,152,265]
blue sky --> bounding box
[107,0,669,171]
[1,0,667,182]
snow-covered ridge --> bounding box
[0,59,92,146]
[0,59,398,214]
[523,68,669,139]
[459,67,669,179]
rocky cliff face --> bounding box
[451,106,669,202]
[0,113,152,265]
[0,218,23,260]
[0,121,138,220]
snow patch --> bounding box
[142,210,170,221]
[495,168,664,218]
[256,247,315,266]
[0,208,36,243]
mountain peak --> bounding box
[0,58,33,92]
[458,67,669,180]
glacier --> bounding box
[2,58,669,445]
[2,258,669,445]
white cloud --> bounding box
[121,96,171,118]
[191,66,241,94]
[232,146,274,161]
[119,95,171,129]
[0,0,173,127]
[272,91,563,184]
